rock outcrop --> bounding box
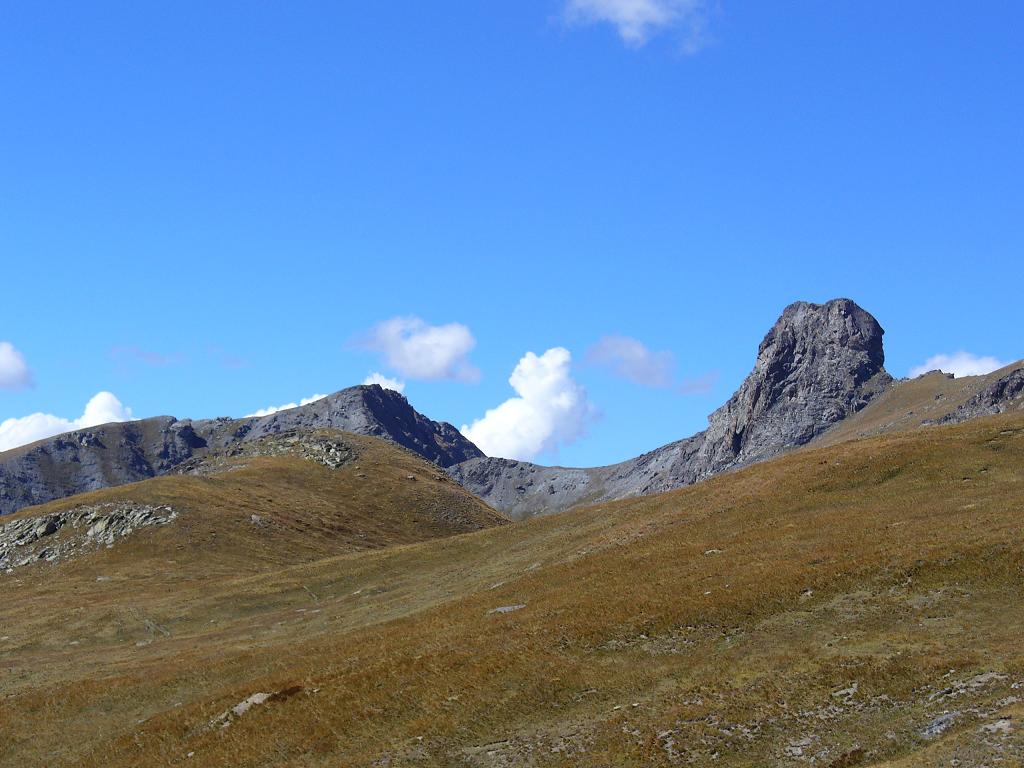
[450,299,893,517]
[0,385,481,517]
[939,366,1024,425]
[0,502,178,571]
[691,299,892,479]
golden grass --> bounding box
[2,416,1024,766]
[814,361,1024,446]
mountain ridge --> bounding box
[450,298,897,516]
[0,385,481,517]
[3,298,1022,519]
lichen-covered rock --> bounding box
[175,431,358,476]
[0,502,178,571]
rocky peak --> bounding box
[694,298,892,477]
[0,384,483,517]
[241,385,483,467]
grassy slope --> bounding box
[2,430,504,574]
[813,361,1024,447]
[2,417,1024,766]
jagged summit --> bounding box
[694,298,892,478]
[452,298,896,516]
[239,385,483,467]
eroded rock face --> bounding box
[692,299,892,479]
[238,386,482,467]
[447,458,601,520]
[0,502,178,571]
[450,299,893,518]
[939,367,1024,425]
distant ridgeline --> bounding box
[2,299,1022,519]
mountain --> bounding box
[5,409,1023,767]
[0,384,482,517]
[451,298,895,517]
[1,427,503,575]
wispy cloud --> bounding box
[586,334,675,388]
[0,392,134,452]
[356,316,480,383]
[586,334,717,395]
[909,351,1009,379]
[461,347,594,461]
[0,341,33,390]
[564,0,710,50]
[362,372,406,393]
[245,394,327,418]
[207,345,249,370]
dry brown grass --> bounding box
[814,361,1024,447]
[2,416,1024,766]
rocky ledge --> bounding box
[939,367,1024,425]
[174,431,358,476]
[0,502,178,572]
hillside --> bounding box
[2,412,1022,766]
[452,311,1024,520]
[0,429,504,579]
[813,361,1024,447]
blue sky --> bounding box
[1,1,1022,465]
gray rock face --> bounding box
[0,502,178,571]
[0,385,481,517]
[450,299,893,518]
[939,367,1024,425]
[235,385,481,467]
[691,299,892,479]
[447,458,602,520]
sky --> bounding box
[1,1,1022,464]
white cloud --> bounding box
[587,334,674,387]
[246,394,327,418]
[909,352,1009,379]
[565,0,708,49]
[0,391,134,452]
[360,316,479,383]
[362,372,406,393]
[0,341,33,390]
[461,347,594,461]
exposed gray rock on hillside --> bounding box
[0,385,481,517]
[236,386,481,467]
[938,366,1024,425]
[0,502,178,571]
[450,299,893,518]
[446,458,601,520]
